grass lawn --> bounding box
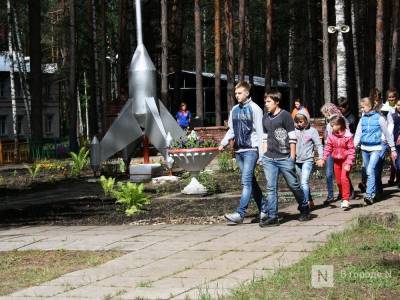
[222,214,400,300]
[0,249,124,296]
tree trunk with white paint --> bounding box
[335,0,347,99]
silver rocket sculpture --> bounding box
[90,0,185,170]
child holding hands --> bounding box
[317,116,355,209]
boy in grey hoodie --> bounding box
[294,110,324,208]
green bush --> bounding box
[69,147,89,177]
[113,182,150,216]
[25,163,41,180]
[99,175,115,197]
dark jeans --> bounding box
[261,156,308,219]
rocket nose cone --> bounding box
[130,44,156,71]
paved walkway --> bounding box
[1,187,399,299]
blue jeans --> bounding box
[295,161,313,202]
[361,150,381,198]
[262,156,308,219]
[235,151,263,217]
[376,143,389,193]
[325,155,334,199]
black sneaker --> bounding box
[259,217,280,227]
[323,197,334,206]
[298,213,312,222]
[364,196,374,205]
[335,194,342,202]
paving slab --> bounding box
[1,186,399,299]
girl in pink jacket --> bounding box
[318,116,355,209]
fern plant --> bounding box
[99,175,115,197]
[113,182,150,216]
[69,147,89,177]
[25,163,41,180]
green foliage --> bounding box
[69,147,89,177]
[118,159,125,173]
[217,151,236,172]
[99,176,115,197]
[25,163,41,180]
[113,182,150,216]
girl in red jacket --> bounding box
[318,116,355,209]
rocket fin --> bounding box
[100,100,143,161]
[144,97,169,156]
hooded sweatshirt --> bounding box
[295,110,324,163]
[323,129,355,166]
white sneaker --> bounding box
[340,200,350,209]
[224,212,244,224]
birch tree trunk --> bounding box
[91,0,103,134]
[194,0,204,119]
[224,0,235,111]
[161,0,168,106]
[214,0,222,126]
[28,0,42,142]
[12,5,31,136]
[375,0,384,92]
[238,0,246,81]
[7,0,18,160]
[351,0,361,102]
[69,0,78,152]
[335,0,347,99]
[389,0,399,89]
[264,0,272,91]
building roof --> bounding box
[0,52,57,74]
[176,70,290,88]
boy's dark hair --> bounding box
[337,97,349,108]
[264,90,282,103]
[386,89,398,99]
[235,81,251,91]
[330,115,346,131]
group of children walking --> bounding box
[219,81,400,226]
